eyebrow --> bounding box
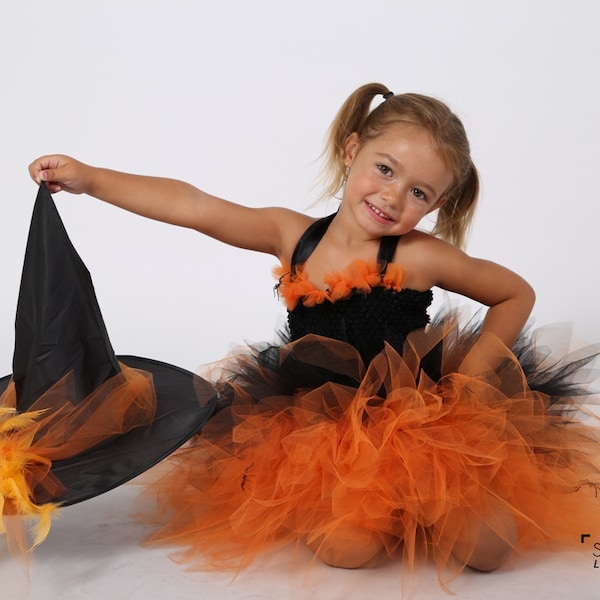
[375,152,440,199]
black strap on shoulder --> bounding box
[290,212,400,274]
[377,235,400,270]
[290,213,336,273]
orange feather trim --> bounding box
[273,259,404,310]
[0,401,58,550]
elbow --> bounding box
[517,280,536,323]
[524,281,536,313]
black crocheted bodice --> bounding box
[276,214,433,362]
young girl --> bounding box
[29,83,600,586]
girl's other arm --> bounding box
[450,256,536,347]
[432,244,536,374]
[412,235,536,349]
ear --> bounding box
[343,132,361,166]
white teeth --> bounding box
[368,203,391,220]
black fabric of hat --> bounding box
[0,183,216,506]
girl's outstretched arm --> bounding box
[28,155,311,258]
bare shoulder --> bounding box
[395,229,464,290]
[397,229,533,309]
[257,207,316,260]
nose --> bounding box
[380,181,404,211]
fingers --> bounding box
[28,154,87,194]
[39,168,66,193]
[29,155,67,185]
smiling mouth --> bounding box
[366,202,394,221]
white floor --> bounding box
[2,482,599,600]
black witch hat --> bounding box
[0,184,216,515]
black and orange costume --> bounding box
[2,194,599,589]
[139,213,600,586]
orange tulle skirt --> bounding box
[139,316,600,585]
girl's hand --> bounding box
[28,154,92,194]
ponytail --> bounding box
[432,163,479,249]
[318,83,390,202]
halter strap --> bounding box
[290,213,400,274]
[377,234,399,265]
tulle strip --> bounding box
[140,319,600,585]
[0,363,156,558]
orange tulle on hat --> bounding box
[0,184,217,555]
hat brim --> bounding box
[0,354,216,506]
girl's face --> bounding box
[341,123,452,238]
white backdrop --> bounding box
[1,0,599,373]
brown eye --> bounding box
[410,187,426,200]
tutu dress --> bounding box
[142,213,600,586]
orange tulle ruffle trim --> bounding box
[273,259,403,310]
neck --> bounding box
[329,204,382,248]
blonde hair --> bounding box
[319,82,479,249]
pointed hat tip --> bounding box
[12,184,120,411]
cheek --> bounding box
[405,205,431,225]
[344,175,371,199]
